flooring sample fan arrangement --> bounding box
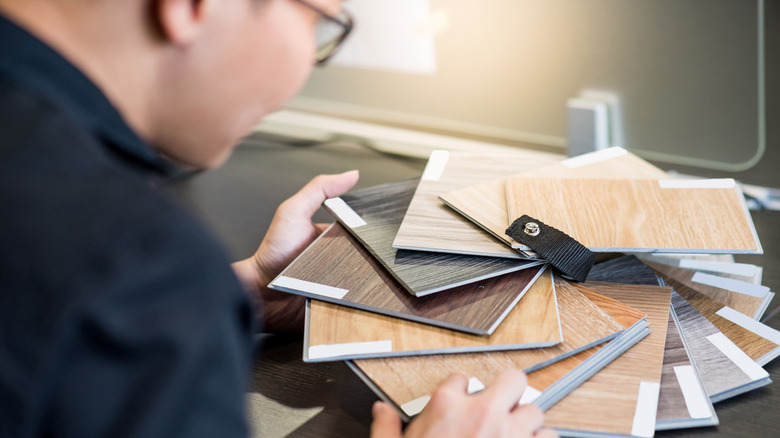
[267,147,776,437]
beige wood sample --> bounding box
[440,148,667,248]
[505,177,760,253]
[544,282,672,437]
[645,261,770,319]
[352,278,638,411]
[392,150,560,258]
[305,268,563,360]
[650,266,780,365]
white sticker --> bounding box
[271,276,348,300]
[519,386,542,405]
[631,381,660,438]
[691,272,769,297]
[323,197,367,228]
[420,150,450,181]
[562,147,627,168]
[308,340,392,359]
[658,179,736,189]
[400,395,431,417]
[678,260,758,277]
[467,377,486,394]
[715,307,780,344]
[673,366,711,419]
[706,332,769,381]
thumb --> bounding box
[370,401,403,438]
[284,170,360,219]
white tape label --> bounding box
[420,150,450,181]
[715,307,780,344]
[272,276,349,300]
[308,340,392,359]
[691,272,769,298]
[562,147,627,168]
[631,381,660,438]
[673,365,711,419]
[706,332,769,381]
[323,198,367,228]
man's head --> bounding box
[0,0,346,168]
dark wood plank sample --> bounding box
[587,255,662,285]
[270,222,545,335]
[671,291,771,402]
[656,312,718,430]
[324,179,541,297]
[304,268,562,361]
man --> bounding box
[0,1,557,437]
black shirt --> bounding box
[0,14,254,437]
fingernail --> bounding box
[372,401,383,417]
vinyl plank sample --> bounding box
[303,268,562,361]
[652,267,780,366]
[392,149,560,258]
[645,261,773,320]
[671,291,771,403]
[655,311,718,430]
[323,179,542,297]
[544,282,672,438]
[505,178,761,253]
[269,222,545,335]
[586,255,662,286]
[349,279,643,419]
[440,147,668,249]
[638,254,763,285]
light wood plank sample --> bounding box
[269,223,544,335]
[392,150,560,258]
[651,266,780,366]
[440,148,668,249]
[655,312,718,430]
[324,179,542,297]
[304,268,562,361]
[350,278,639,415]
[544,282,672,438]
[505,178,761,253]
[645,260,772,320]
[671,291,771,403]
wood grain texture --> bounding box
[586,255,662,285]
[655,312,717,429]
[304,268,562,360]
[325,179,541,296]
[505,178,760,253]
[543,282,672,437]
[440,149,667,248]
[652,267,780,364]
[392,150,560,258]
[351,278,639,412]
[638,254,763,285]
[269,223,544,335]
[671,291,770,403]
[645,261,769,320]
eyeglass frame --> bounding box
[292,0,354,65]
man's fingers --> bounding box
[512,403,545,435]
[480,368,528,410]
[284,170,359,219]
[370,401,403,438]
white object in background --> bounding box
[566,98,610,157]
[331,0,439,75]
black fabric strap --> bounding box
[506,215,596,282]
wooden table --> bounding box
[172,133,780,438]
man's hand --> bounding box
[232,170,359,332]
[370,369,559,438]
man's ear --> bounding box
[154,0,212,44]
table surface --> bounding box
[172,133,780,438]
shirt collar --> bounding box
[0,14,176,177]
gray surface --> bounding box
[173,134,780,437]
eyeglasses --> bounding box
[292,0,354,65]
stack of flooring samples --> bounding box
[265,147,776,437]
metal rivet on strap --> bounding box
[524,222,540,236]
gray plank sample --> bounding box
[324,179,542,296]
[656,311,718,430]
[671,291,771,403]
